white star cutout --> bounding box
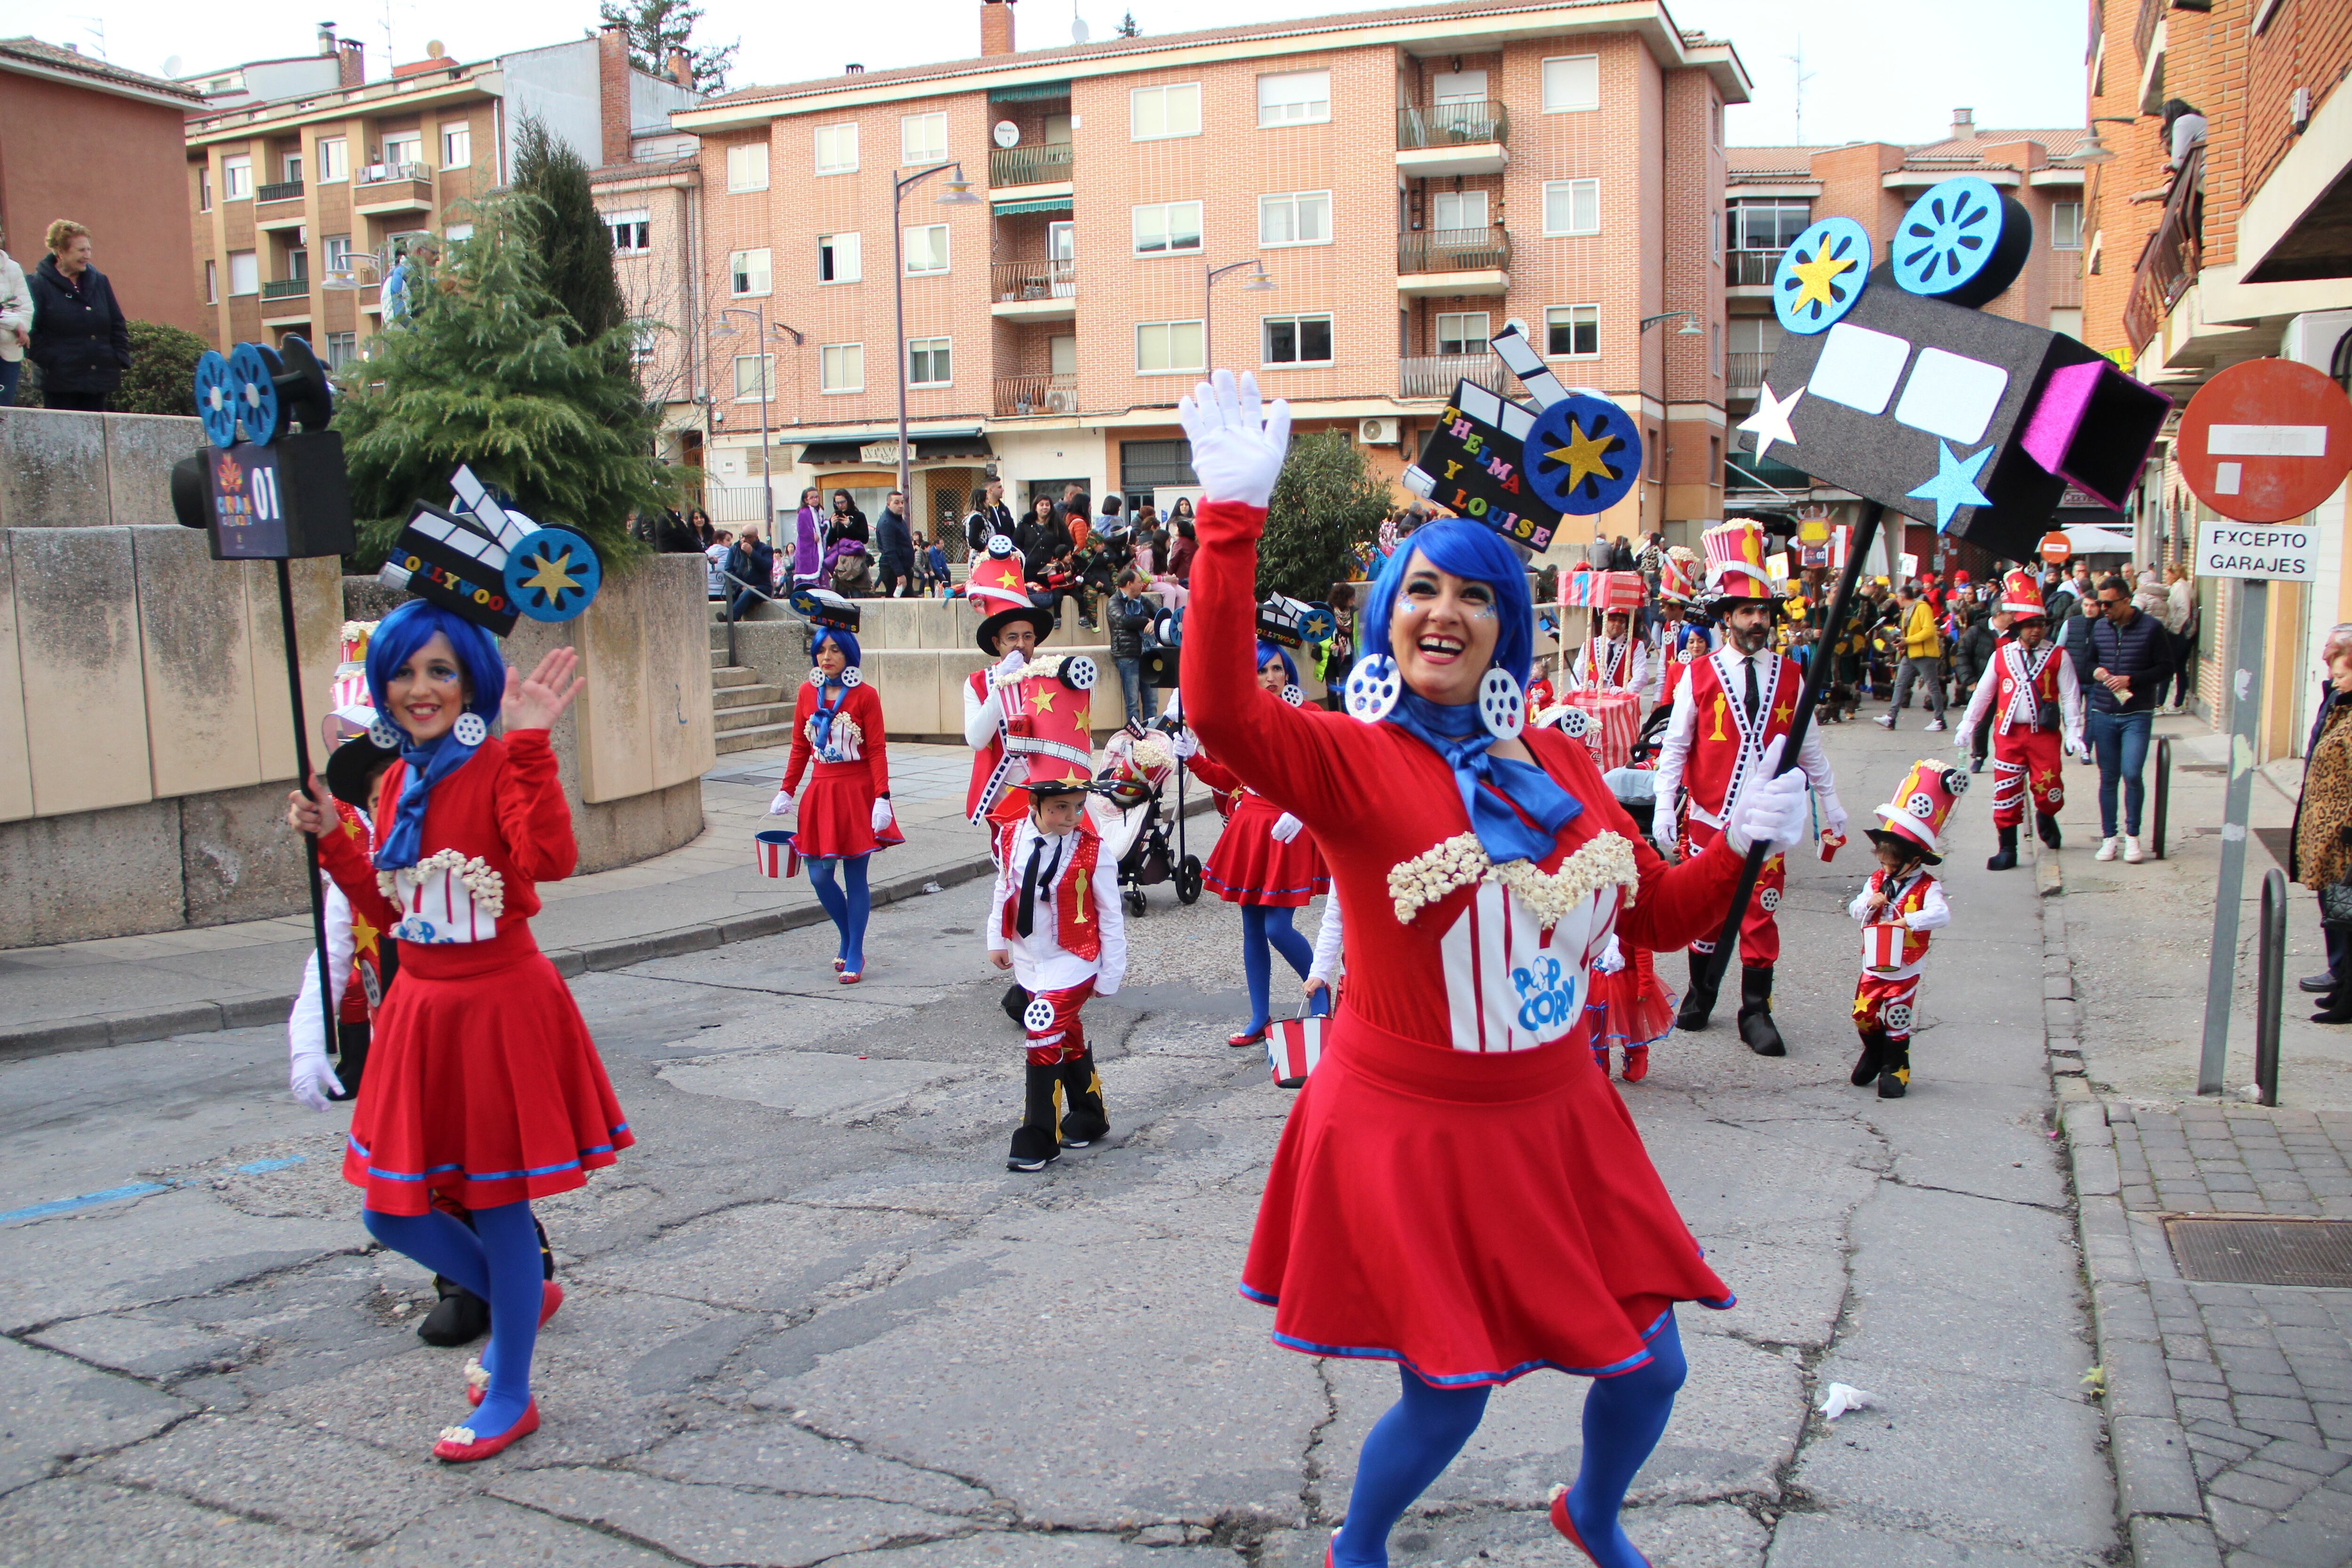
[1737,381,1804,462]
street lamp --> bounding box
[2075,115,2138,165]
[1639,310,1708,335]
[711,305,804,542]
[1204,258,1276,374]
[891,161,983,507]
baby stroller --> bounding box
[1095,720,1203,916]
[826,538,874,597]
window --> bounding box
[729,247,771,296]
[1710,210,1721,260]
[324,234,352,272]
[2049,307,2085,341]
[607,212,650,253]
[1728,199,1810,250]
[2051,200,2084,249]
[728,141,771,191]
[282,153,303,184]
[1545,304,1598,357]
[318,136,347,182]
[442,126,470,168]
[443,223,473,242]
[1432,190,1487,232]
[1257,70,1330,127]
[818,232,862,283]
[222,155,252,199]
[1133,201,1203,256]
[1136,319,1205,374]
[1259,191,1331,247]
[901,111,947,165]
[1130,83,1201,141]
[199,166,212,211]
[821,342,864,392]
[1262,314,1333,365]
[908,336,952,386]
[326,331,357,367]
[1431,70,1487,104]
[1542,179,1600,236]
[1711,320,1722,375]
[205,260,217,304]
[287,247,309,282]
[380,132,421,168]
[1542,54,1599,112]
[1121,438,1198,490]
[903,224,949,275]
[733,354,776,399]
[1435,311,1489,356]
[228,250,259,295]
[814,124,857,175]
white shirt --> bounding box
[1652,644,1843,840]
[1309,895,1344,986]
[986,818,1128,996]
[1955,638,2084,755]
[1563,634,1650,697]
[288,876,357,1062]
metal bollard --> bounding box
[2256,868,2286,1107]
[2152,736,2171,860]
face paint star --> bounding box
[1907,440,1994,531]
[521,547,582,597]
[1737,382,1804,462]
[1546,417,1619,493]
[1788,246,1856,312]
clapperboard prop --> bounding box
[1256,594,1338,649]
[1735,180,2171,563]
[1405,328,1642,555]
[787,585,861,632]
[1268,1015,1327,1089]
[377,465,604,635]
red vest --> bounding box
[1576,635,1636,690]
[1684,648,1798,819]
[994,818,1105,961]
[1867,868,1939,968]
[1991,639,2064,734]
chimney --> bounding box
[666,46,692,88]
[317,21,337,56]
[1952,106,1975,140]
[981,0,1017,57]
[339,38,365,86]
[596,24,629,168]
[846,63,866,73]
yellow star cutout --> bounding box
[1773,700,1795,725]
[983,562,1024,592]
[522,548,581,596]
[1788,246,1855,311]
[1059,768,1085,785]
[1031,685,1057,713]
[1547,417,1618,493]
[350,909,380,960]
[1071,701,1090,731]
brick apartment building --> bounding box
[672,0,1746,559]
[1723,111,2097,575]
[2080,0,2352,758]
[183,26,698,403]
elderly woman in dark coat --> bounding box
[26,220,128,413]
[2297,625,2352,1022]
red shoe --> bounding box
[1621,1046,1650,1083]
[1227,1025,1269,1048]
[433,1397,539,1462]
[464,1282,564,1405]
[1550,1487,1650,1567]
[834,958,847,972]
[840,970,863,985]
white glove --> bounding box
[1594,935,1626,975]
[1271,812,1303,843]
[1651,810,1679,859]
[290,1048,343,1113]
[871,797,894,834]
[2066,734,2087,761]
[1169,729,1200,761]
[1175,369,1292,509]
[1723,737,1810,858]
[1825,809,1848,839]
[769,789,792,817]
[990,649,1028,688]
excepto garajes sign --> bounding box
[2196,520,2317,582]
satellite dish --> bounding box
[1072,15,1090,42]
[993,119,1019,149]
[162,54,182,78]
[425,38,445,58]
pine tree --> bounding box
[511,117,626,346]
[1117,11,1141,36]
[598,0,738,92]
[333,192,672,570]
[1259,432,1391,602]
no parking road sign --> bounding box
[2178,358,2352,524]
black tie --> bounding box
[1017,838,1044,937]
[1744,655,1761,726]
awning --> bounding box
[988,80,1072,103]
[797,430,993,466]
[917,433,993,460]
[798,441,866,466]
[2063,524,2138,555]
[993,196,1073,216]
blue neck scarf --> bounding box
[374,725,484,871]
[809,677,848,755]
[1388,689,1581,866]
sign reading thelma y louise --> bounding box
[2178,358,2352,528]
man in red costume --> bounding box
[1954,568,2083,872]
[1651,517,1847,1054]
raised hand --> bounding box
[504,645,584,733]
[1176,369,1291,509]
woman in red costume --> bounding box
[287,600,632,1465]
[771,617,902,982]
[1176,371,1810,1568]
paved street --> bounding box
[0,719,2117,1567]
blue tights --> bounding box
[1333,1314,1687,1568]
[364,1200,544,1439]
[1241,904,1322,1032]
[808,853,872,972]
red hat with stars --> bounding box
[1005,655,1102,796]
[1867,758,1968,865]
[967,536,1057,654]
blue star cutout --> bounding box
[1907,440,1993,532]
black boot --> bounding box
[1008,1062,1064,1171]
[331,1020,371,1101]
[1986,824,2019,872]
[1058,1051,1110,1147]
[416,1279,491,1345]
[1676,951,1720,1032]
[1001,981,1032,1024]
[2035,812,2063,851]
[1850,1028,1888,1087]
[2313,976,2352,1025]
[1737,966,1786,1057]
[1877,1035,1911,1098]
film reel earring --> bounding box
[1478,667,1526,740]
[453,712,489,747]
[1343,655,1401,724]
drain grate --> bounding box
[2167,1218,2352,1289]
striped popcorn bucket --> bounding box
[755,828,801,879]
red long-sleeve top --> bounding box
[778,678,890,797]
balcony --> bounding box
[260,278,312,320]
[256,179,304,203]
[994,372,1078,418]
[1727,249,1780,289]
[988,142,1073,191]
[2123,144,2201,355]
[1396,101,1509,178]
[1728,350,1770,392]
[1397,227,1511,296]
[989,258,1076,321]
[354,161,433,215]
[1399,352,1519,402]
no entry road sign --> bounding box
[2178,358,2352,524]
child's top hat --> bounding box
[1007,658,1100,797]
[1867,758,1968,865]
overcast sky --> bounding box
[52,0,2087,149]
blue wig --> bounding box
[1254,641,1298,686]
[1358,519,1533,691]
[812,627,862,669]
[365,601,507,730]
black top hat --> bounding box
[326,727,401,811]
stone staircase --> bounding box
[708,621,796,755]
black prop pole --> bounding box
[277,559,341,1079]
[1696,500,1887,999]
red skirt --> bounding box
[1240,1010,1731,1385]
[342,925,634,1215]
[1586,947,1677,1055]
[1205,792,1328,907]
[795,759,904,860]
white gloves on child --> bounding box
[769,789,792,817]
[290,1047,344,1113]
[1271,812,1303,843]
[989,649,1028,688]
[1723,738,1811,859]
[871,797,894,834]
[1175,369,1292,510]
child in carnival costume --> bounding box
[1850,760,1961,1098]
[286,600,631,1463]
